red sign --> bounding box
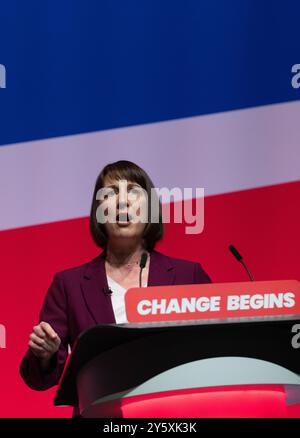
[125,280,300,323]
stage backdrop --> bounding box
[0,1,299,417]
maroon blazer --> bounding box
[20,250,211,401]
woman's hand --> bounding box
[28,321,61,366]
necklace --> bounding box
[105,256,143,268]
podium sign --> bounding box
[125,280,300,323]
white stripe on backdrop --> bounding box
[0,100,299,231]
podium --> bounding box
[54,280,300,417]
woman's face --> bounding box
[97,176,148,243]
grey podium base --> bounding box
[80,356,300,418]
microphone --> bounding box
[103,286,113,296]
[228,244,254,281]
[139,252,148,288]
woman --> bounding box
[20,160,211,413]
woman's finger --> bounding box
[29,333,53,352]
[40,321,58,341]
[28,340,49,357]
[33,325,46,339]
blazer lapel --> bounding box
[80,249,176,325]
[80,251,116,325]
[148,250,176,286]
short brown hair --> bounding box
[90,160,164,251]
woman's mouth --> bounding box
[116,212,132,226]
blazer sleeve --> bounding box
[19,272,70,391]
[193,262,212,284]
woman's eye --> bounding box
[128,187,140,196]
[105,189,117,199]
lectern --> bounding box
[54,280,300,417]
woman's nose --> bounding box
[117,199,129,210]
[117,190,129,209]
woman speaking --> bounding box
[20,160,211,413]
